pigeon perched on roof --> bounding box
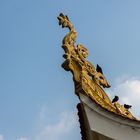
[96,64,103,74]
[112,96,119,103]
[124,104,132,110]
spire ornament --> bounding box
[57,13,136,120]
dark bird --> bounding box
[112,96,119,103]
[124,104,132,110]
[96,64,103,74]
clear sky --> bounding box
[1,0,140,140]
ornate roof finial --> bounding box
[57,13,136,120]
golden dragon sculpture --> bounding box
[57,13,136,120]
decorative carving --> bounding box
[57,13,136,120]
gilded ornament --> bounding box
[57,13,136,120]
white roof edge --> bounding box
[79,93,140,129]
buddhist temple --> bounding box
[57,13,140,140]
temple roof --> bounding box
[57,13,138,121]
[78,93,140,140]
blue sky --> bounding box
[1,0,140,140]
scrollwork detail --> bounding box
[58,13,136,120]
